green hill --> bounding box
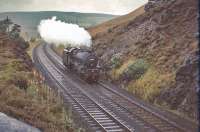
[0,11,116,39]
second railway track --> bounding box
[97,83,184,132]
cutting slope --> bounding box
[89,6,145,37]
[89,0,198,121]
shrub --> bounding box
[128,68,175,102]
[122,59,149,82]
[53,44,65,56]
[30,37,36,43]
[110,53,122,68]
[20,40,30,49]
[13,72,29,91]
[108,28,112,33]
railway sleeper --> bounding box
[90,112,104,115]
[81,114,90,118]
[87,110,101,113]
[98,119,113,123]
[103,125,121,129]
[85,106,97,108]
[88,123,99,127]
[106,128,124,132]
[100,122,116,126]
[94,117,109,120]
[73,106,81,109]
[91,127,103,131]
[91,113,105,117]
[91,114,106,117]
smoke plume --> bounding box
[38,16,92,47]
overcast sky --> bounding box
[0,0,147,15]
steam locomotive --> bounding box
[62,47,100,82]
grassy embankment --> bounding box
[0,38,75,132]
[109,56,175,103]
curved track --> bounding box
[33,44,198,132]
[34,44,132,132]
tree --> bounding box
[0,16,13,33]
[9,24,21,39]
[4,16,13,32]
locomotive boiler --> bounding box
[62,47,100,82]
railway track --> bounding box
[34,44,198,132]
[33,44,133,132]
[97,83,184,132]
[44,44,158,131]
[44,44,198,132]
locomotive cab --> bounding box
[63,47,78,69]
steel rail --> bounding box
[98,82,186,132]
[34,44,133,132]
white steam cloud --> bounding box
[38,16,92,47]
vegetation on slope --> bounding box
[0,18,74,131]
[89,5,145,38]
[109,57,174,103]
[89,0,198,121]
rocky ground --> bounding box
[89,0,198,121]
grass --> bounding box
[123,59,149,81]
[0,66,74,132]
[110,57,175,103]
[110,58,135,80]
[27,38,41,57]
[128,67,175,102]
[88,5,145,37]
[52,44,65,56]
[110,58,149,81]
[0,39,75,132]
[110,53,123,68]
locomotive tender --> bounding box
[62,47,100,82]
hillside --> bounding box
[0,22,74,131]
[89,5,145,38]
[0,11,116,39]
[89,0,198,121]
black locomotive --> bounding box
[62,47,100,82]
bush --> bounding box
[30,37,36,43]
[110,53,122,68]
[122,59,149,81]
[19,38,30,49]
[13,72,29,91]
[128,68,174,102]
[53,44,65,56]
[108,28,112,33]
